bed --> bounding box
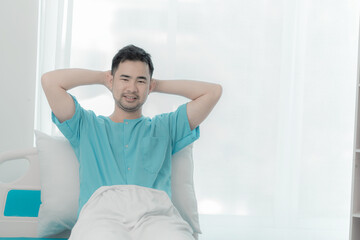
[0,131,201,239]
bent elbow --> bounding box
[213,84,223,101]
[41,72,51,89]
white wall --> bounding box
[0,0,39,152]
[0,0,39,182]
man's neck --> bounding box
[109,108,142,123]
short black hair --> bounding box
[111,44,154,77]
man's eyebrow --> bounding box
[119,75,147,80]
[120,74,130,78]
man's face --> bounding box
[111,60,152,113]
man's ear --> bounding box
[149,78,156,94]
[105,71,113,91]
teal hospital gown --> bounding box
[52,95,200,215]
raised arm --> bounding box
[41,69,112,123]
[151,79,222,130]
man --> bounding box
[42,45,222,240]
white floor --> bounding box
[198,215,349,240]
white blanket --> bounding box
[69,185,194,240]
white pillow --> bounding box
[171,144,202,235]
[35,130,79,238]
[35,130,201,237]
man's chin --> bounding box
[117,102,142,113]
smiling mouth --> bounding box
[123,95,138,101]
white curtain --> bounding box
[36,0,360,239]
[35,0,73,134]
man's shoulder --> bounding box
[150,103,187,120]
[148,111,172,124]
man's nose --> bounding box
[126,81,137,92]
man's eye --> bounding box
[138,81,146,84]
[121,78,129,81]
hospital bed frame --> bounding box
[0,147,67,239]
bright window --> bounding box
[37,0,360,239]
